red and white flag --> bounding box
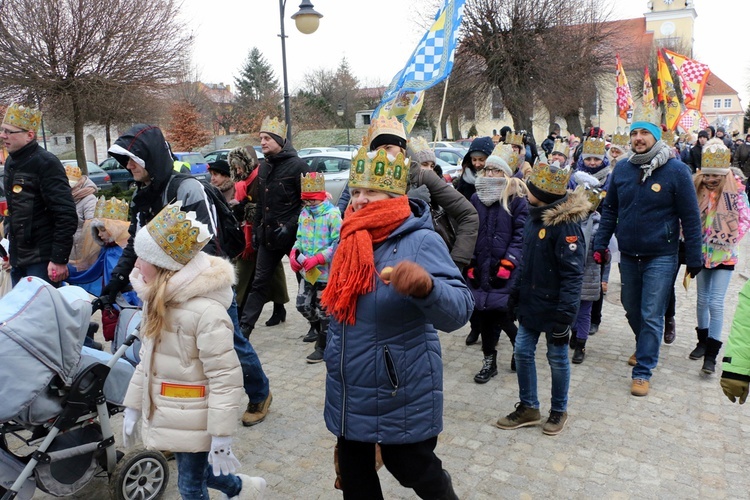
[663,49,710,110]
[615,54,634,121]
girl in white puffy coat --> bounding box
[122,202,265,499]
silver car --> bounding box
[299,151,354,205]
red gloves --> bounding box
[390,261,433,298]
[496,259,514,280]
[593,248,611,265]
[289,249,303,273]
[303,253,326,272]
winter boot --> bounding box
[303,321,320,343]
[265,302,287,326]
[474,352,498,384]
[664,316,676,344]
[507,330,517,372]
[465,328,480,346]
[569,334,578,350]
[572,339,586,364]
[689,327,709,360]
[701,337,722,374]
[438,470,459,500]
[306,329,327,364]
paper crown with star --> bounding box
[700,138,732,175]
[349,146,409,195]
[94,196,129,222]
[582,137,606,158]
[551,138,569,156]
[301,171,326,193]
[3,103,42,132]
[260,116,287,138]
[134,202,212,271]
[364,116,407,150]
[527,159,571,198]
[506,131,525,148]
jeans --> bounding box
[696,268,733,341]
[11,262,57,287]
[174,452,241,499]
[336,436,448,500]
[515,324,570,412]
[573,301,593,341]
[240,246,287,330]
[619,254,678,381]
[227,294,270,404]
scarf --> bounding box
[629,140,672,183]
[576,156,611,183]
[321,196,411,325]
[71,177,97,202]
[700,188,741,248]
[475,176,507,206]
[461,168,476,185]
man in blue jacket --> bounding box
[593,115,702,397]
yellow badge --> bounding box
[651,183,661,193]
[12,185,22,193]
[538,228,546,239]
[160,382,205,398]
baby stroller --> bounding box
[0,277,169,500]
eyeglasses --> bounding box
[0,128,26,136]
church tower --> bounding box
[645,0,697,56]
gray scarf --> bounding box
[462,168,477,185]
[475,177,507,206]
[629,140,672,182]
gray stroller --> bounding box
[0,277,168,500]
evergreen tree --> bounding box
[233,48,281,133]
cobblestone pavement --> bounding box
[30,253,750,499]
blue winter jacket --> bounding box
[324,199,474,445]
[593,156,702,267]
[468,194,528,311]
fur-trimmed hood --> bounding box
[540,188,591,227]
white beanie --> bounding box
[484,155,512,177]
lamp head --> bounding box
[291,0,322,34]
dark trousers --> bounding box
[475,309,517,356]
[240,246,286,330]
[590,288,603,326]
[665,264,682,319]
[11,262,57,287]
[337,436,448,500]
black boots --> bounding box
[265,303,286,326]
[572,339,586,364]
[664,316,676,344]
[306,322,327,364]
[702,337,722,374]
[474,352,498,384]
[438,470,459,500]
[689,327,709,360]
[303,321,319,342]
[465,328,479,345]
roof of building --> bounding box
[703,72,738,96]
[602,18,654,70]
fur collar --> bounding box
[541,189,591,227]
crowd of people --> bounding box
[5,99,750,498]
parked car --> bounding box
[99,157,135,190]
[435,158,461,183]
[297,146,340,156]
[454,138,474,148]
[299,151,354,205]
[61,160,112,191]
[433,147,467,166]
[173,152,210,182]
[204,147,264,164]
[333,144,359,152]
[428,141,463,149]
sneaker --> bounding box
[628,353,637,366]
[589,323,599,335]
[306,348,324,364]
[542,410,568,436]
[631,379,649,396]
[242,392,273,427]
[495,402,541,430]
[221,473,267,500]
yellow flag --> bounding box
[656,51,681,131]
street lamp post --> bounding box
[337,103,350,146]
[278,0,323,146]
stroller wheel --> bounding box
[108,449,169,500]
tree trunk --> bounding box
[449,116,460,140]
[105,119,112,149]
[564,111,583,138]
[71,95,88,174]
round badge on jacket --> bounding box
[538,228,546,239]
[12,185,22,193]
[651,183,661,192]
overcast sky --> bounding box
[181,0,749,107]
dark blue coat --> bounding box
[468,194,528,311]
[324,199,474,445]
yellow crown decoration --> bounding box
[576,185,607,212]
[349,146,409,195]
[94,196,129,222]
[490,143,520,171]
[661,130,677,146]
[582,137,606,157]
[260,116,287,138]
[146,202,211,266]
[701,139,732,171]
[631,103,660,127]
[507,131,525,147]
[2,103,42,132]
[408,136,431,155]
[65,165,82,182]
[611,128,629,149]
[528,161,571,197]
[365,116,406,149]
[301,171,326,193]
[551,138,569,156]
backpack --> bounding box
[167,174,245,259]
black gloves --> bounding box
[100,273,129,306]
[547,323,571,346]
[686,266,703,279]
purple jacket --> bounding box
[468,194,528,311]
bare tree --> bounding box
[0,0,191,171]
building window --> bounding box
[713,99,722,109]
[65,136,72,144]
[724,98,732,108]
[363,114,371,126]
[491,89,504,119]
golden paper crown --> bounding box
[551,138,569,156]
[365,116,406,149]
[94,196,129,222]
[507,131,525,147]
[701,139,732,171]
[582,137,606,157]
[146,202,211,266]
[2,103,42,132]
[349,146,409,195]
[490,143,520,172]
[611,128,629,149]
[408,136,431,155]
[631,103,660,127]
[65,165,82,182]
[661,130,677,146]
[260,116,287,138]
[528,161,571,197]
[576,185,607,212]
[301,171,326,193]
